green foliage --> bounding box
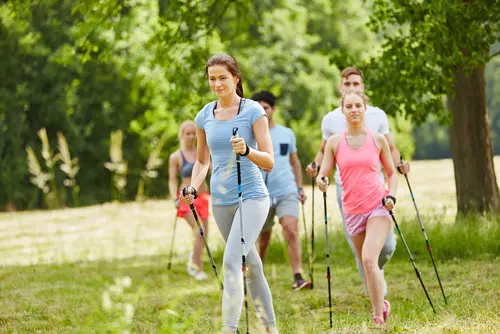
[388,115,415,160]
[364,0,500,124]
[1,0,498,209]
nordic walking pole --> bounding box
[301,202,311,281]
[310,162,319,288]
[400,156,447,304]
[233,127,249,334]
[182,188,224,291]
[383,197,436,314]
[167,205,180,270]
[321,177,333,328]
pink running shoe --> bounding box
[372,316,385,326]
[383,300,391,320]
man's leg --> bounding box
[259,230,273,260]
[280,215,301,275]
[336,183,366,287]
[378,227,396,269]
[276,193,311,290]
[378,225,396,297]
[258,204,276,261]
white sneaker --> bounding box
[195,271,207,280]
[187,253,197,276]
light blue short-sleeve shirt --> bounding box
[194,99,269,206]
[262,125,298,199]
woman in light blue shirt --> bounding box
[181,53,278,333]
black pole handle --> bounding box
[182,187,197,198]
[311,162,321,173]
[382,197,394,214]
[232,127,238,136]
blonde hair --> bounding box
[178,120,196,140]
[340,89,369,110]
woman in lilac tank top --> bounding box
[317,90,398,327]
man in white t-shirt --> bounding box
[306,67,410,296]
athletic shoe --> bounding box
[195,271,207,281]
[187,253,197,276]
[372,316,385,326]
[292,279,312,291]
[265,326,279,333]
[383,300,391,320]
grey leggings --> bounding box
[212,196,277,332]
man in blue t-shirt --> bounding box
[251,90,311,291]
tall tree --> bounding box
[366,0,500,215]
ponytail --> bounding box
[236,80,244,97]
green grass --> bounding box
[0,157,500,333]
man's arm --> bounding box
[290,152,303,188]
[384,133,410,174]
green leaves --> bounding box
[365,0,500,124]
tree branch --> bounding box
[489,50,500,61]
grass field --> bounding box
[1,157,500,333]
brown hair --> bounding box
[341,89,368,110]
[205,53,244,97]
[340,66,363,80]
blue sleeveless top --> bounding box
[179,150,194,179]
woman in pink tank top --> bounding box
[317,90,399,326]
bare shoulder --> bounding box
[169,149,180,164]
[326,134,342,152]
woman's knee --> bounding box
[246,251,264,279]
[362,255,378,272]
[223,251,241,272]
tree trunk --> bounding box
[448,65,500,215]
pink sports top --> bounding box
[335,128,388,214]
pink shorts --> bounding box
[344,204,390,237]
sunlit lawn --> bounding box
[0,157,499,333]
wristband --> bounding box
[241,145,250,156]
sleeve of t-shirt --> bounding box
[378,108,391,135]
[321,114,331,140]
[289,128,297,154]
[194,104,209,130]
[250,102,267,125]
